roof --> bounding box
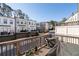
[0,13,3,16]
[65,12,79,23]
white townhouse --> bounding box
[0,15,36,33]
[0,3,37,34]
[0,16,15,33]
[55,5,79,44]
[36,22,53,32]
[11,10,37,32]
[27,19,37,32]
[40,22,49,32]
[55,12,79,36]
[16,18,28,32]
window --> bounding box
[4,19,7,24]
[0,5,1,8]
[29,22,30,25]
[0,19,1,23]
[10,20,13,24]
[35,24,36,25]
[17,21,19,24]
[21,22,23,24]
[25,22,26,24]
[32,23,33,25]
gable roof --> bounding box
[65,12,79,23]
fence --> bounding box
[0,34,48,56]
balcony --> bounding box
[0,33,79,56]
[0,34,56,56]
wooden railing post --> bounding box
[16,42,20,56]
[56,42,59,56]
[61,36,63,42]
[78,38,79,45]
[1,45,3,56]
[40,37,41,47]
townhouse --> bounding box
[0,3,37,34]
[27,19,36,32]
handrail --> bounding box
[0,34,48,56]
[55,34,79,45]
[55,34,79,38]
[46,38,60,56]
[0,34,48,45]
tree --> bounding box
[60,17,67,23]
[50,20,57,26]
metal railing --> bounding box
[0,34,48,56]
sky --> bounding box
[7,3,77,22]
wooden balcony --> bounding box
[1,33,79,56]
[0,34,49,56]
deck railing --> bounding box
[57,21,79,26]
[56,34,79,45]
[0,34,48,56]
[55,34,79,56]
